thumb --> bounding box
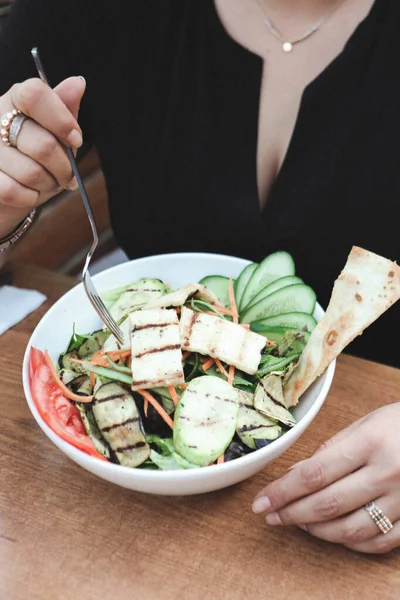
[53,76,86,120]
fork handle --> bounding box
[30,47,98,246]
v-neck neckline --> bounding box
[209,0,383,216]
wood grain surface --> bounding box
[1,264,399,600]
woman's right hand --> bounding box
[0,75,86,236]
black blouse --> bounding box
[1,0,399,367]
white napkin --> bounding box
[0,284,47,336]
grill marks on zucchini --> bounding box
[173,376,239,466]
[101,416,140,432]
[109,278,167,323]
[185,387,237,405]
[94,391,127,404]
[254,375,296,426]
[235,389,282,449]
[92,383,150,467]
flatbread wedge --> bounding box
[284,246,400,407]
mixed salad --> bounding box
[29,250,320,469]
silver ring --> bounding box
[8,113,28,148]
[364,501,394,535]
[1,109,25,147]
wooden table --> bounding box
[1,264,400,600]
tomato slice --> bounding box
[29,347,106,460]
[29,346,44,373]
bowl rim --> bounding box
[22,251,336,480]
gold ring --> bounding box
[364,501,394,535]
[1,109,22,147]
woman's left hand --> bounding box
[252,403,400,554]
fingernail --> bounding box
[67,129,82,148]
[252,496,271,514]
[67,177,78,191]
[266,512,282,526]
[78,75,86,87]
[297,524,308,531]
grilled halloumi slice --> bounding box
[129,307,184,390]
[179,307,266,375]
[92,382,150,467]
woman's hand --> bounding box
[252,403,400,554]
[0,76,86,236]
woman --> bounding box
[0,0,399,553]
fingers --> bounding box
[305,495,399,550]
[15,118,74,189]
[345,520,400,554]
[0,170,39,210]
[0,139,60,195]
[53,76,86,120]
[9,77,84,147]
[264,466,378,526]
[252,431,371,515]
[312,414,369,456]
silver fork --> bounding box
[31,47,124,344]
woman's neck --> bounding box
[255,0,348,22]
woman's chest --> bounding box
[214,0,376,207]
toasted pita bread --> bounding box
[284,246,400,407]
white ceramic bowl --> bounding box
[22,252,335,496]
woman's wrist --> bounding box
[0,204,36,238]
[0,205,37,251]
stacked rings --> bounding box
[364,501,394,535]
[1,108,27,147]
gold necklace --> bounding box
[256,1,344,53]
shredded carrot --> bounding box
[208,305,235,317]
[87,349,132,366]
[215,359,229,378]
[90,349,104,364]
[44,350,93,403]
[179,383,187,389]
[202,357,215,371]
[182,351,191,361]
[143,397,149,417]
[217,454,225,464]
[70,358,91,366]
[228,277,239,324]
[228,364,235,385]
[137,389,174,429]
[90,371,96,388]
[168,385,180,407]
[265,339,277,347]
[240,323,250,329]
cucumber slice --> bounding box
[240,284,316,324]
[251,325,310,350]
[173,376,239,466]
[242,275,303,312]
[199,275,230,307]
[234,262,258,311]
[251,312,318,332]
[240,251,295,310]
